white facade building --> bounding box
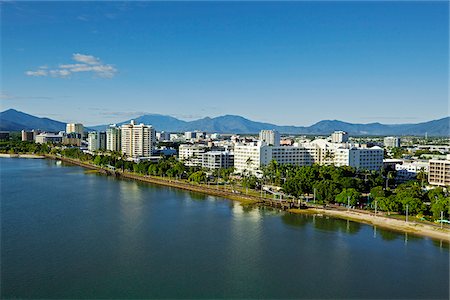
[395,161,429,182]
[330,131,349,143]
[178,144,208,166]
[234,139,384,175]
[384,137,401,148]
[259,130,280,146]
[35,133,63,144]
[202,151,234,169]
[106,125,121,152]
[121,120,155,158]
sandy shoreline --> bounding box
[288,208,450,241]
[45,155,450,242]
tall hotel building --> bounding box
[121,120,155,158]
[259,130,280,146]
[66,123,84,135]
[106,125,121,152]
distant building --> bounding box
[21,130,38,142]
[330,131,349,143]
[106,125,121,152]
[428,159,450,187]
[121,120,155,158]
[63,133,82,146]
[157,131,171,141]
[185,131,197,140]
[66,123,84,135]
[202,151,234,169]
[259,129,280,146]
[384,137,401,148]
[0,131,10,141]
[35,133,63,144]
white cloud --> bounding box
[25,70,48,77]
[72,53,101,65]
[25,53,117,79]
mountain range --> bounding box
[1,108,449,136]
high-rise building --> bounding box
[99,132,107,150]
[121,120,155,158]
[106,125,121,152]
[330,131,349,143]
[384,137,401,148]
[88,132,99,151]
[259,129,280,146]
[88,131,106,151]
[66,123,84,135]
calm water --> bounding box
[1,158,449,299]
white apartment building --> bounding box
[202,151,234,169]
[234,142,267,174]
[384,136,401,148]
[259,130,280,146]
[330,131,349,143]
[88,132,99,151]
[395,161,429,182]
[106,125,121,152]
[303,139,383,171]
[121,120,155,158]
[66,123,84,135]
[234,139,384,175]
[178,144,208,166]
[35,133,63,144]
[428,159,450,187]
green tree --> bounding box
[335,188,360,206]
[188,171,206,184]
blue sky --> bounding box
[1,1,448,126]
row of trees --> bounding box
[246,160,449,220]
[0,140,52,154]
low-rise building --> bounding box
[395,161,429,182]
[35,133,63,144]
[21,130,39,142]
[428,159,450,187]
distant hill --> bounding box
[92,113,450,136]
[0,109,67,132]
[1,108,449,136]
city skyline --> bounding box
[1,1,449,126]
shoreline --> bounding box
[0,153,45,159]
[288,208,450,241]
[39,155,450,242]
